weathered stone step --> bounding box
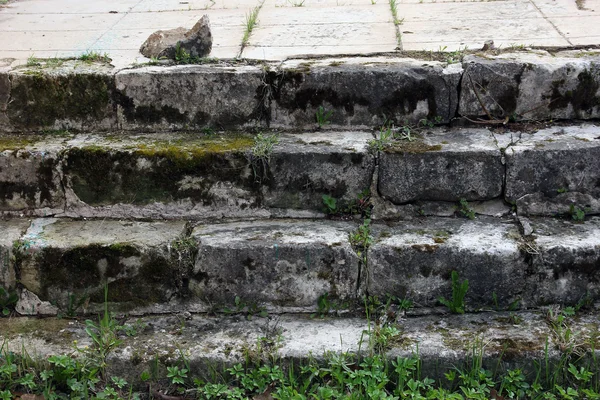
[0,124,599,219]
[1,52,599,133]
[1,216,599,316]
[1,310,598,386]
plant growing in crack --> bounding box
[0,287,17,317]
[458,198,476,220]
[247,133,279,183]
[438,270,468,314]
[316,106,333,129]
[239,4,262,56]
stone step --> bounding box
[1,52,599,133]
[0,310,598,387]
[2,216,599,315]
[0,124,599,219]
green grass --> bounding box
[239,5,262,56]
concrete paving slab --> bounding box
[0,31,101,53]
[548,16,600,45]
[130,0,262,12]
[243,2,396,58]
[401,17,569,52]
[396,0,543,21]
[530,0,600,16]
[0,12,121,32]
[0,0,140,14]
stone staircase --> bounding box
[1,49,600,380]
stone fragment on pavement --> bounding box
[139,15,212,59]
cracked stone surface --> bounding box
[504,123,600,215]
[378,127,504,204]
[460,53,600,121]
[368,217,527,309]
[191,219,360,308]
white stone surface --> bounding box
[2,0,595,65]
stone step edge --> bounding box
[1,51,599,133]
[1,310,598,386]
[2,216,599,316]
[1,125,599,219]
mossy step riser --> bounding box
[0,132,375,218]
[1,217,599,316]
[2,53,600,133]
[1,125,600,219]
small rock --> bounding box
[16,289,59,316]
[140,15,212,60]
[481,40,495,51]
[519,216,534,236]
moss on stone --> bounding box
[385,141,443,154]
[65,135,256,206]
[7,71,114,129]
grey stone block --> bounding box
[192,220,359,307]
[0,144,65,215]
[368,217,526,309]
[378,128,504,203]
[115,65,264,130]
[57,132,374,219]
[270,59,462,129]
[0,219,31,289]
[6,62,117,132]
[15,218,187,313]
[460,53,600,121]
[526,217,600,305]
[264,132,375,210]
[505,124,600,215]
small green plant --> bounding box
[438,270,469,314]
[78,50,110,63]
[287,0,306,5]
[557,187,568,193]
[58,291,88,318]
[312,293,332,318]
[349,219,373,251]
[395,124,416,141]
[248,133,279,182]
[315,106,333,128]
[0,287,17,316]
[83,286,122,376]
[223,296,268,320]
[322,190,372,218]
[389,0,401,25]
[26,54,40,67]
[322,194,338,215]
[174,42,191,63]
[570,204,586,222]
[459,198,476,220]
[368,127,393,153]
[241,5,261,52]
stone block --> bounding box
[378,128,504,203]
[192,220,359,307]
[505,124,600,215]
[115,64,264,130]
[263,132,375,210]
[368,218,526,309]
[526,217,600,305]
[15,218,187,313]
[270,58,462,129]
[0,141,65,215]
[6,62,117,132]
[460,53,600,121]
[0,219,31,289]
